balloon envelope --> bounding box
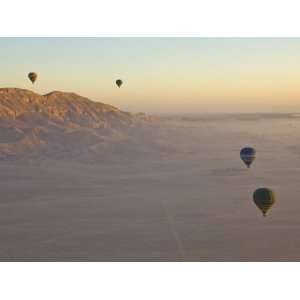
[28,72,37,84]
[253,188,276,216]
[116,79,123,88]
[240,147,256,168]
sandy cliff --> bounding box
[0,88,151,159]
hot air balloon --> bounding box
[116,79,123,88]
[253,188,276,217]
[28,72,38,84]
[240,147,256,168]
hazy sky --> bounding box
[1,38,300,113]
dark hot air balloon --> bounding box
[28,72,38,84]
[116,79,123,88]
[240,147,256,168]
[253,188,276,217]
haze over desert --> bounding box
[0,90,299,260]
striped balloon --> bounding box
[240,147,256,168]
[28,72,38,84]
[253,188,276,217]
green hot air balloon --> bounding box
[116,79,123,88]
[253,188,276,217]
[28,72,38,84]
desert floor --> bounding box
[1,114,300,261]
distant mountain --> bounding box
[0,88,152,160]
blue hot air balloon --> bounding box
[240,147,256,168]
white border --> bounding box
[0,262,299,300]
[0,0,300,36]
[1,1,300,299]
